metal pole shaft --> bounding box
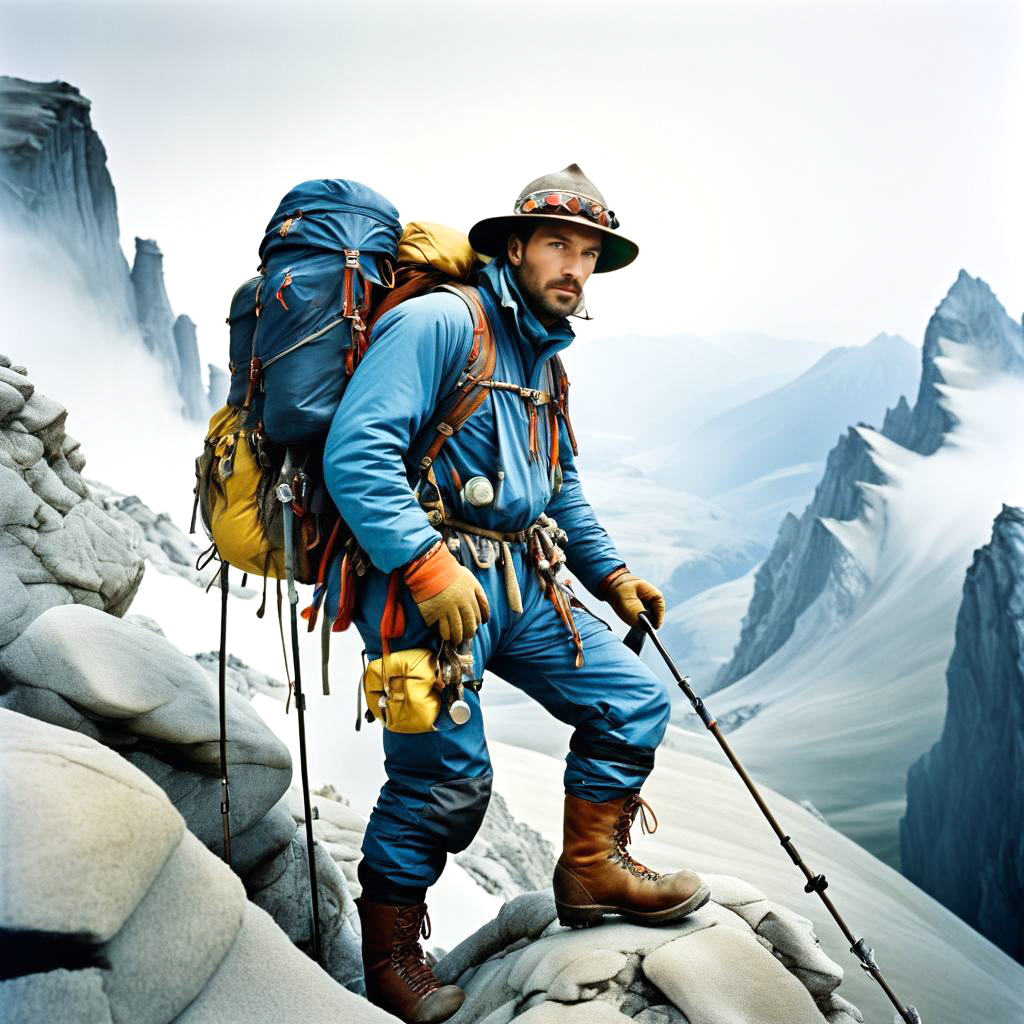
[633,612,921,1024]
[218,560,232,866]
[279,477,323,966]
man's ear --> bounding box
[507,233,524,267]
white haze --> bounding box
[0,229,200,527]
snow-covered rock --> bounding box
[0,708,391,1024]
[901,504,1024,962]
[694,274,1024,863]
[715,272,1023,692]
[0,355,143,645]
[433,875,855,1023]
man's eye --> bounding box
[550,241,565,249]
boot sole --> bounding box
[555,882,711,929]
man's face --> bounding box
[507,222,603,325]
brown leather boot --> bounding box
[356,897,466,1023]
[553,792,710,928]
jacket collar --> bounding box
[479,259,575,355]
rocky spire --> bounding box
[900,504,1024,962]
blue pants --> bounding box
[335,538,671,900]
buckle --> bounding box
[344,249,360,268]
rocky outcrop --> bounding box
[0,77,220,421]
[714,272,1024,690]
[194,650,288,703]
[900,504,1024,963]
[0,601,365,992]
[0,354,143,646]
[434,878,861,1023]
[86,476,226,591]
[456,791,557,900]
[0,708,392,1024]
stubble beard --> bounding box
[515,263,579,323]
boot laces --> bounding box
[391,904,440,996]
[612,795,661,880]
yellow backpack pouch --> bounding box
[199,404,286,577]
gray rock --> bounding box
[0,380,26,422]
[0,707,387,1023]
[0,708,184,941]
[125,612,165,635]
[755,907,842,995]
[642,926,826,1023]
[433,876,860,1024]
[0,968,113,1024]
[0,604,292,844]
[245,826,364,994]
[194,649,288,702]
[0,368,144,643]
[456,790,557,900]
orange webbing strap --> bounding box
[419,285,497,470]
[331,552,356,633]
[379,568,406,660]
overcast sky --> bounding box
[3,0,1021,369]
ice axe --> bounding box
[624,612,923,1024]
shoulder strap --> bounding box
[549,352,579,457]
[414,283,497,474]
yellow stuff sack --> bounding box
[362,648,442,733]
[194,404,285,577]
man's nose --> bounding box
[562,256,585,281]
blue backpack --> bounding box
[246,179,403,443]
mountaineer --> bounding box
[322,164,710,1023]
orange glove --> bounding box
[597,566,666,629]
[404,540,490,644]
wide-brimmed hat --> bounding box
[468,163,638,273]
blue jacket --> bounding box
[322,259,625,595]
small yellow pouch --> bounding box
[362,648,442,733]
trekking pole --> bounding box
[276,468,323,966]
[217,559,232,866]
[625,612,923,1024]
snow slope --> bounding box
[487,737,1023,1024]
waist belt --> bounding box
[427,508,588,667]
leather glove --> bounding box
[597,565,666,629]
[404,540,490,644]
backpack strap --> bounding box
[549,353,579,457]
[414,283,497,475]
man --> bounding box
[323,164,709,1023]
